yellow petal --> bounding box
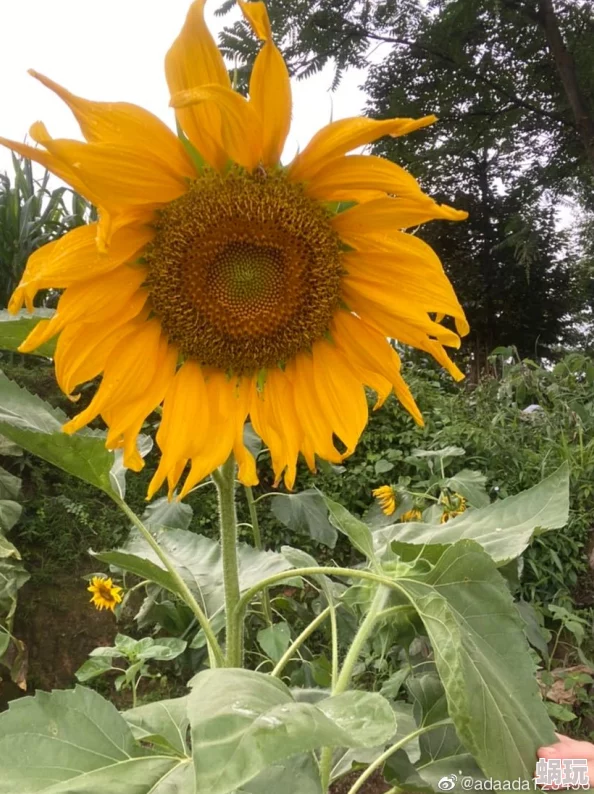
[10,221,153,313]
[171,84,263,171]
[19,265,147,353]
[239,1,292,166]
[54,302,150,397]
[8,238,61,313]
[332,195,468,237]
[178,372,250,497]
[332,311,423,424]
[343,250,469,337]
[311,340,368,456]
[305,155,425,202]
[0,134,99,206]
[104,336,178,460]
[289,115,436,182]
[343,277,461,348]
[344,288,465,381]
[33,135,188,206]
[28,70,195,179]
[251,368,302,489]
[165,0,231,170]
[63,319,165,435]
[292,353,343,464]
[148,360,210,499]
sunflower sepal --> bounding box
[176,119,207,173]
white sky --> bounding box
[0,0,368,176]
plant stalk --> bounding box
[346,720,451,794]
[234,566,404,642]
[271,606,332,678]
[245,485,272,625]
[115,497,225,668]
[321,586,390,791]
[213,455,243,667]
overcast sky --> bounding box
[0,0,369,175]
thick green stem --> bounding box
[213,455,242,667]
[115,498,224,668]
[271,606,331,678]
[235,566,397,633]
[346,720,451,794]
[321,586,390,791]
[335,586,389,695]
[245,485,272,625]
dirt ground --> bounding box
[11,571,118,694]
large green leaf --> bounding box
[124,696,190,756]
[0,466,21,500]
[271,490,337,548]
[257,621,291,663]
[331,701,420,781]
[443,469,490,508]
[0,685,193,793]
[237,754,322,794]
[394,673,484,789]
[0,309,56,357]
[96,527,293,617]
[395,540,556,781]
[323,495,377,561]
[374,463,569,564]
[188,669,396,794]
[141,497,193,531]
[0,499,22,532]
[0,372,116,494]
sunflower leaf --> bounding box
[373,463,569,565]
[322,494,377,561]
[187,669,396,794]
[0,371,133,497]
[0,685,194,793]
[95,527,293,617]
[393,540,556,781]
[271,490,337,548]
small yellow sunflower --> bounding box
[87,576,123,612]
[1,0,469,499]
[439,492,467,523]
[400,508,423,522]
[373,485,397,516]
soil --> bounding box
[7,570,118,697]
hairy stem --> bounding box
[321,586,390,792]
[115,498,224,668]
[245,485,272,625]
[335,585,389,695]
[213,455,242,667]
[235,566,399,630]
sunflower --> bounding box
[439,492,467,523]
[400,508,423,522]
[372,485,397,517]
[0,0,469,499]
[88,576,123,612]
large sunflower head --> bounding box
[0,0,469,499]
